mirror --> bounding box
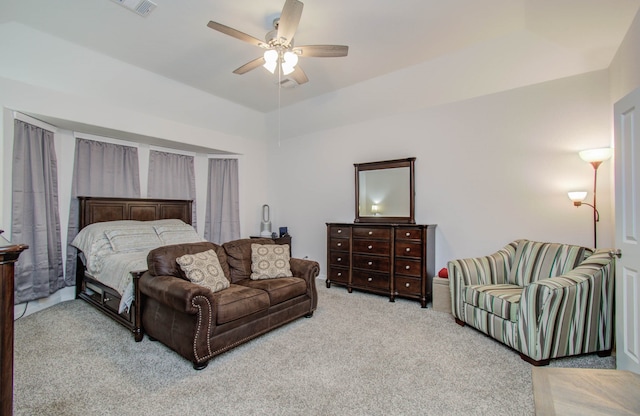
[354,158,415,223]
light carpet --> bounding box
[14,282,614,415]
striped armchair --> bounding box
[447,239,614,365]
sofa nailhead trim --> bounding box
[192,295,213,362]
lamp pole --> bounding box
[590,160,602,249]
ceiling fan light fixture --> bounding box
[264,49,278,63]
[283,50,298,67]
[263,60,277,74]
[281,63,295,75]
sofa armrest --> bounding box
[289,257,320,312]
[447,246,515,320]
[518,249,614,361]
[139,272,217,315]
[290,258,320,281]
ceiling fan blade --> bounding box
[277,0,303,47]
[295,45,349,57]
[233,57,266,75]
[289,65,309,85]
[207,21,265,48]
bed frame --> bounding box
[75,196,193,342]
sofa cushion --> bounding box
[223,238,273,283]
[508,240,593,286]
[237,277,307,306]
[176,249,230,293]
[147,242,229,279]
[212,284,270,324]
[250,244,293,280]
[464,284,523,322]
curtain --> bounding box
[205,159,240,244]
[64,138,140,283]
[11,120,64,303]
[147,150,197,228]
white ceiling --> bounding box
[2,0,639,113]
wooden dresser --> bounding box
[0,232,28,416]
[326,223,436,307]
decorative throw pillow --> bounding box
[176,249,230,293]
[250,244,292,280]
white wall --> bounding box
[610,3,640,102]
[268,70,614,274]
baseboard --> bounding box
[14,286,76,318]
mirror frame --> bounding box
[354,157,416,224]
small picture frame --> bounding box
[279,227,288,237]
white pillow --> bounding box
[154,223,204,245]
[176,249,230,293]
[105,227,163,253]
[72,221,139,273]
[250,244,292,280]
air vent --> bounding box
[110,0,157,17]
[279,78,298,88]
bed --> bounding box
[73,197,199,341]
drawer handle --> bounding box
[337,272,342,276]
[405,283,410,288]
[337,242,342,247]
[405,248,411,252]
[405,265,410,270]
[367,277,373,282]
[337,257,342,262]
[337,229,342,233]
[368,261,373,266]
[368,245,373,250]
[104,296,111,302]
[368,231,373,235]
[405,232,411,237]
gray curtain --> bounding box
[11,120,64,303]
[205,159,240,244]
[147,150,197,228]
[64,138,140,283]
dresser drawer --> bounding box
[353,227,391,240]
[394,258,422,277]
[395,241,423,259]
[353,254,390,272]
[352,270,389,291]
[328,267,349,284]
[329,252,350,267]
[395,228,423,241]
[352,239,390,255]
[330,226,351,238]
[395,276,422,296]
[329,237,350,251]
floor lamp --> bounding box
[567,147,613,248]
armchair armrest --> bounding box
[447,244,516,320]
[139,272,217,315]
[518,249,614,362]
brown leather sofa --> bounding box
[139,238,319,369]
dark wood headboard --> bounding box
[78,197,193,229]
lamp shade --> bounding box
[578,147,613,163]
[283,51,298,67]
[567,191,588,202]
[263,49,278,63]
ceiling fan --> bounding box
[206,0,348,86]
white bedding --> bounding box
[73,219,205,314]
[88,251,151,313]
